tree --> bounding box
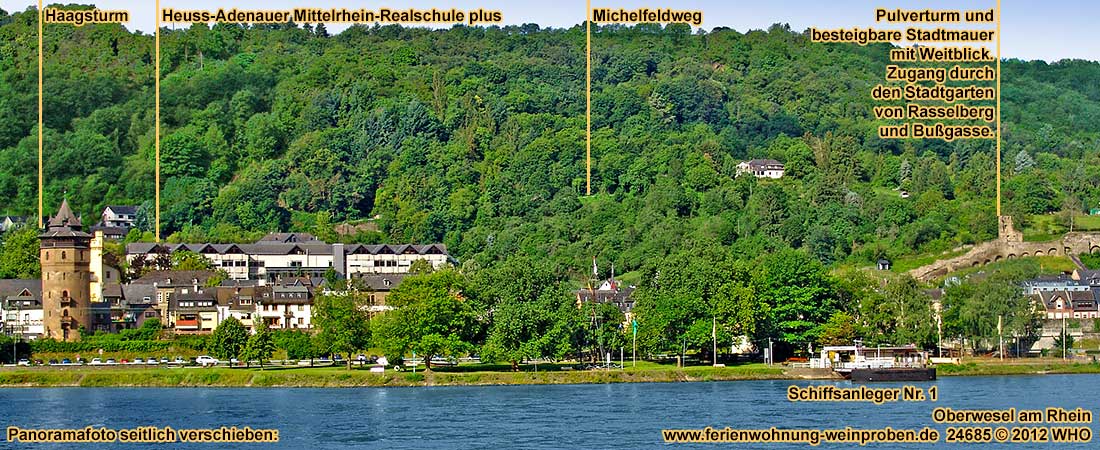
[312,292,371,369]
[1014,149,1036,174]
[818,311,858,346]
[243,319,276,369]
[171,250,214,271]
[0,226,40,279]
[373,269,479,370]
[478,258,581,370]
[942,276,1042,353]
[273,330,316,361]
[752,249,839,353]
[1052,332,1074,358]
[208,317,248,361]
[631,245,766,361]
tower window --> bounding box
[62,290,69,298]
[61,251,66,260]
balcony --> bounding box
[175,319,200,329]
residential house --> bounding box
[0,279,44,339]
[736,159,785,179]
[129,270,217,323]
[215,281,270,333]
[356,273,407,317]
[100,205,138,229]
[1025,274,1100,319]
[169,288,219,334]
[0,216,26,232]
[257,279,316,330]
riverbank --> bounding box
[0,363,789,388]
[1,359,1097,388]
[937,358,1100,376]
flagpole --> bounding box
[712,316,717,366]
[631,319,637,368]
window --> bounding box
[62,290,69,298]
[61,251,66,260]
[297,318,303,325]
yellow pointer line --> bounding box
[586,0,591,196]
[38,0,43,227]
[995,0,1001,217]
[155,0,161,242]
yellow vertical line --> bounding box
[155,0,161,242]
[586,0,591,196]
[995,0,1001,217]
[37,0,43,227]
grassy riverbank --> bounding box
[937,358,1100,376]
[3,358,1098,388]
[0,362,787,388]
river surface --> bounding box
[0,375,1097,449]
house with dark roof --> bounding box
[100,205,138,229]
[0,215,27,232]
[1024,274,1100,320]
[0,279,43,338]
[736,159,785,179]
[356,273,408,316]
[168,287,219,334]
[215,283,268,333]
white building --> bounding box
[257,284,313,330]
[736,159,785,179]
[126,233,454,282]
[1,280,45,339]
[101,206,138,229]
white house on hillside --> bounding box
[736,159,785,179]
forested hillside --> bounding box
[2,5,1099,277]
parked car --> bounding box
[133,358,144,365]
[48,359,59,365]
[61,358,72,365]
[17,359,30,366]
[119,359,128,364]
[172,357,185,365]
[90,358,103,365]
[159,357,169,364]
[195,355,219,366]
[105,359,118,365]
[146,357,159,365]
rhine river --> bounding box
[0,375,1097,449]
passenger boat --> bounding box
[810,342,936,382]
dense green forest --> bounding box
[2,6,1099,276]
